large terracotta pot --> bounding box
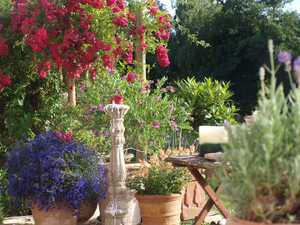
[31,203,77,225]
[227,217,300,225]
[78,200,97,224]
[136,194,182,225]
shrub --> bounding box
[176,77,238,128]
[219,43,300,223]
[65,71,193,157]
[7,131,107,212]
[128,167,187,195]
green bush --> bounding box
[127,167,188,195]
[176,77,238,128]
[70,71,193,157]
[219,45,300,223]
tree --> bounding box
[150,0,300,115]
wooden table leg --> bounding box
[194,186,221,225]
[188,167,230,222]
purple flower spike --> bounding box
[278,51,292,64]
[294,56,300,72]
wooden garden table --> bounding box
[166,155,230,225]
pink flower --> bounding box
[126,72,136,83]
[156,45,170,68]
[123,50,133,64]
[90,67,97,80]
[116,0,125,9]
[112,16,128,27]
[149,6,159,16]
[95,40,112,51]
[127,12,136,22]
[107,0,116,6]
[56,131,73,142]
[0,38,9,57]
[0,73,12,87]
[83,0,104,9]
[102,54,113,70]
[112,7,122,13]
[39,70,48,79]
[38,60,51,79]
[110,95,124,104]
[152,121,161,129]
[156,29,170,41]
[20,17,35,34]
[135,25,146,35]
[27,28,49,52]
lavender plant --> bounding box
[220,41,300,223]
[7,131,107,213]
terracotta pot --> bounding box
[31,203,77,225]
[181,180,206,220]
[227,217,300,225]
[78,200,97,224]
[136,194,182,225]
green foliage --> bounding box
[151,0,300,115]
[176,77,238,128]
[219,46,300,223]
[72,71,192,157]
[127,167,188,195]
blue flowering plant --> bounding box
[7,131,107,213]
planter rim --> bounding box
[136,193,181,200]
[229,216,300,225]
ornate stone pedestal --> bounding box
[104,104,140,225]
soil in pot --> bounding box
[136,194,182,225]
[31,203,77,225]
[227,217,300,225]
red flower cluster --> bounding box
[126,72,136,83]
[11,0,118,79]
[156,28,170,41]
[26,28,49,53]
[55,131,73,142]
[0,72,12,92]
[0,38,9,57]
[112,16,128,27]
[156,45,170,68]
[8,0,172,82]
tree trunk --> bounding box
[134,6,146,81]
[67,77,76,107]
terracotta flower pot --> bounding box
[31,203,77,225]
[78,200,97,224]
[227,217,300,225]
[136,194,182,225]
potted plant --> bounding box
[128,157,188,225]
[219,41,300,225]
[6,131,107,225]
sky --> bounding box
[286,0,300,11]
[159,0,300,14]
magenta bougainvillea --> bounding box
[0,0,172,93]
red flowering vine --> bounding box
[0,72,12,92]
[156,45,170,68]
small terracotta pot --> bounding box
[31,203,77,225]
[78,200,97,224]
[227,217,300,225]
[136,194,182,225]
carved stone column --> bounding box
[104,104,138,225]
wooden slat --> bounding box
[188,168,230,219]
